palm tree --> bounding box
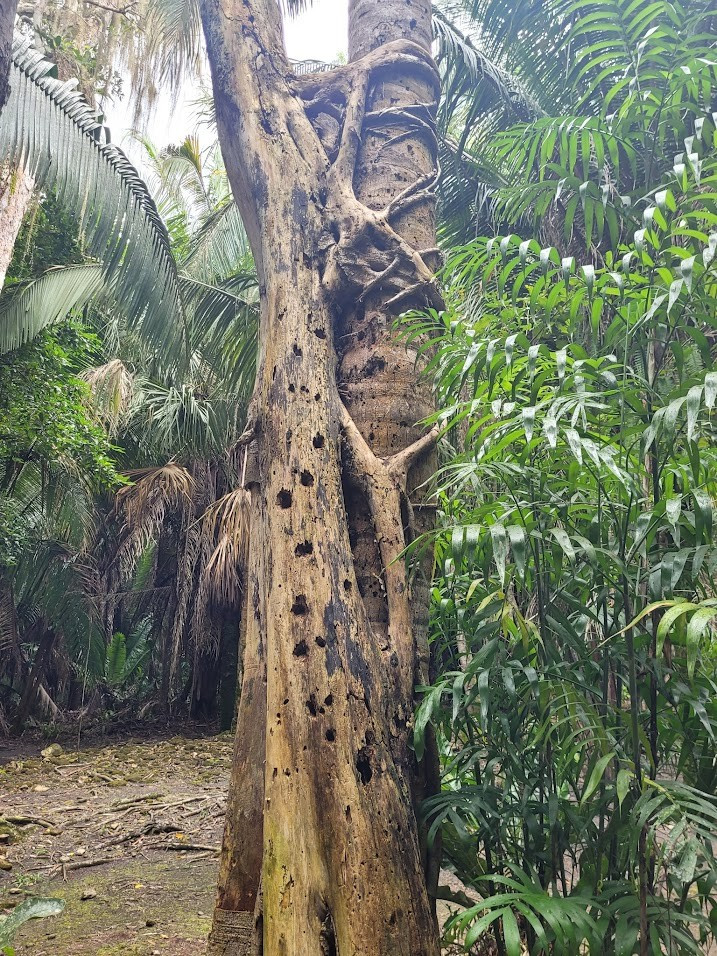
[0,124,259,730]
[0,39,181,335]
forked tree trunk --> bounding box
[202,2,441,953]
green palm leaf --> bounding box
[0,263,104,354]
[0,39,182,350]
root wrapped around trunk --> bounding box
[200,0,443,952]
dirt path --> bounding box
[1,731,471,955]
[0,732,233,955]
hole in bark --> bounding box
[277,489,292,509]
[356,747,373,785]
[306,695,318,716]
[409,17,417,27]
[363,355,387,377]
[324,694,333,707]
[315,635,326,648]
[295,540,313,556]
[313,327,326,339]
[293,343,303,357]
[313,433,325,448]
[343,578,352,592]
[325,728,336,742]
[288,383,295,393]
[291,594,309,616]
[320,913,337,956]
[300,470,314,487]
[291,595,309,615]
[293,640,308,657]
[314,392,321,401]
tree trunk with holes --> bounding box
[202,1,441,953]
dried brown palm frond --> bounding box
[205,533,243,606]
[82,360,135,437]
[191,488,250,641]
[115,463,196,579]
[200,487,251,553]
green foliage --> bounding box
[410,2,717,952]
[104,620,152,690]
[0,898,65,950]
[0,39,182,353]
[435,0,716,243]
[5,191,85,289]
[0,323,117,508]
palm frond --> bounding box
[280,0,315,14]
[82,359,135,436]
[140,0,204,115]
[434,9,542,130]
[181,201,251,280]
[0,264,104,355]
[0,40,182,351]
[114,464,195,578]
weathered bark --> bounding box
[0,162,33,290]
[0,0,17,114]
[209,511,266,952]
[343,0,441,893]
[202,2,441,953]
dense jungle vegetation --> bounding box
[1,0,717,953]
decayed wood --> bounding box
[200,0,442,952]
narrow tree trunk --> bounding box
[344,0,442,896]
[218,609,241,732]
[0,162,33,289]
[209,517,266,951]
[13,624,54,730]
[0,0,17,114]
[202,2,442,952]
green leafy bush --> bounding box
[409,0,717,951]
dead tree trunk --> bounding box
[202,2,441,953]
[0,0,17,114]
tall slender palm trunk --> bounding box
[203,2,441,953]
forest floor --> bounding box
[0,728,231,955]
[0,728,471,955]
